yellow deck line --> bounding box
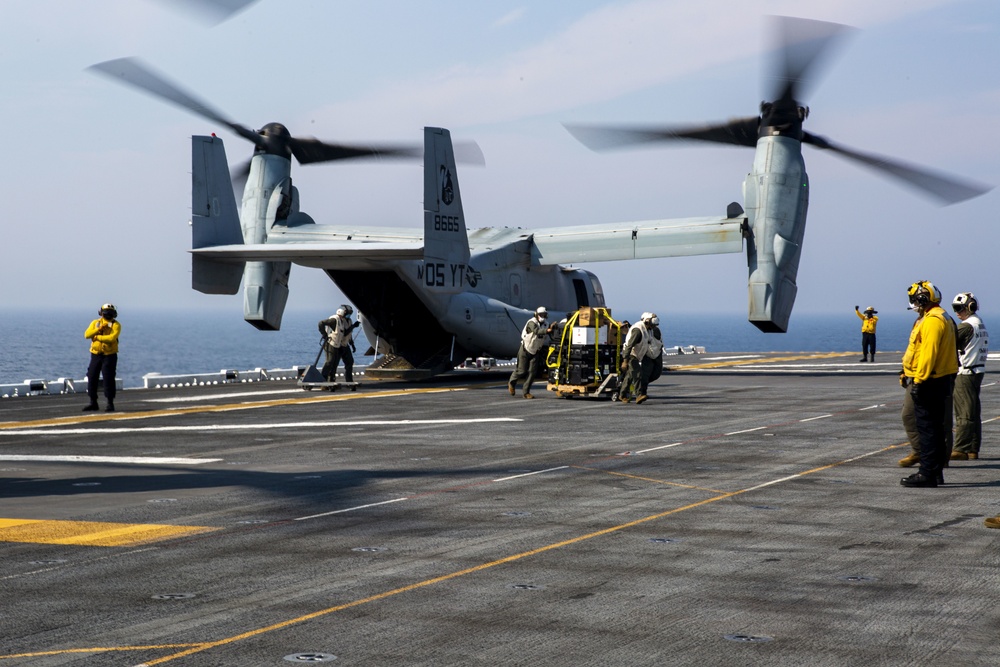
[0,518,218,547]
[668,351,857,370]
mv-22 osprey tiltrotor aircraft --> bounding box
[90,17,989,379]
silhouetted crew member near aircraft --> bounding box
[318,305,359,383]
[83,303,121,412]
[900,281,958,488]
[508,306,552,399]
[640,314,664,392]
[950,292,988,461]
[620,313,655,405]
[855,305,878,362]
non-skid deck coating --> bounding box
[0,351,998,666]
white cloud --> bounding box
[492,7,526,29]
[305,0,963,134]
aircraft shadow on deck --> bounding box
[0,463,530,505]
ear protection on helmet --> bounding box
[99,303,117,319]
[336,308,346,317]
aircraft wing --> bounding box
[529,216,744,265]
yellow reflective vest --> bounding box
[85,318,121,355]
[856,309,878,334]
[902,306,958,384]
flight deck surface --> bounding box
[1,351,998,666]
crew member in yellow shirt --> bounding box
[855,305,878,362]
[83,303,121,412]
[899,282,957,488]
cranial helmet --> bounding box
[952,292,979,313]
[336,308,346,317]
[907,281,941,308]
[99,303,117,319]
[535,306,548,317]
[650,316,660,326]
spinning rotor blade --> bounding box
[157,0,259,25]
[566,15,989,205]
[803,132,991,205]
[769,16,852,107]
[88,57,264,148]
[565,118,760,151]
[288,137,422,165]
[289,138,484,166]
[89,58,430,167]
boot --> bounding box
[860,355,868,362]
[82,402,99,412]
[105,401,115,413]
[900,472,937,488]
[898,452,920,467]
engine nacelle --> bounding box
[743,135,809,333]
[241,153,295,330]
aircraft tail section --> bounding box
[423,127,471,269]
[191,135,243,294]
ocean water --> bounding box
[0,308,918,389]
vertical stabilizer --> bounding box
[191,135,243,294]
[423,127,470,266]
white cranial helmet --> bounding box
[952,292,978,313]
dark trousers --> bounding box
[912,375,955,478]
[953,373,984,454]
[322,346,354,382]
[87,353,118,403]
[620,357,644,398]
[509,346,544,394]
[862,333,876,357]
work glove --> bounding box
[620,361,628,372]
[855,305,859,310]
[349,340,356,353]
[899,373,909,388]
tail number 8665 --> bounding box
[434,215,461,232]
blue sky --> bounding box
[2,0,997,325]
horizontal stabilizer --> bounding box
[530,217,744,265]
[191,242,424,263]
